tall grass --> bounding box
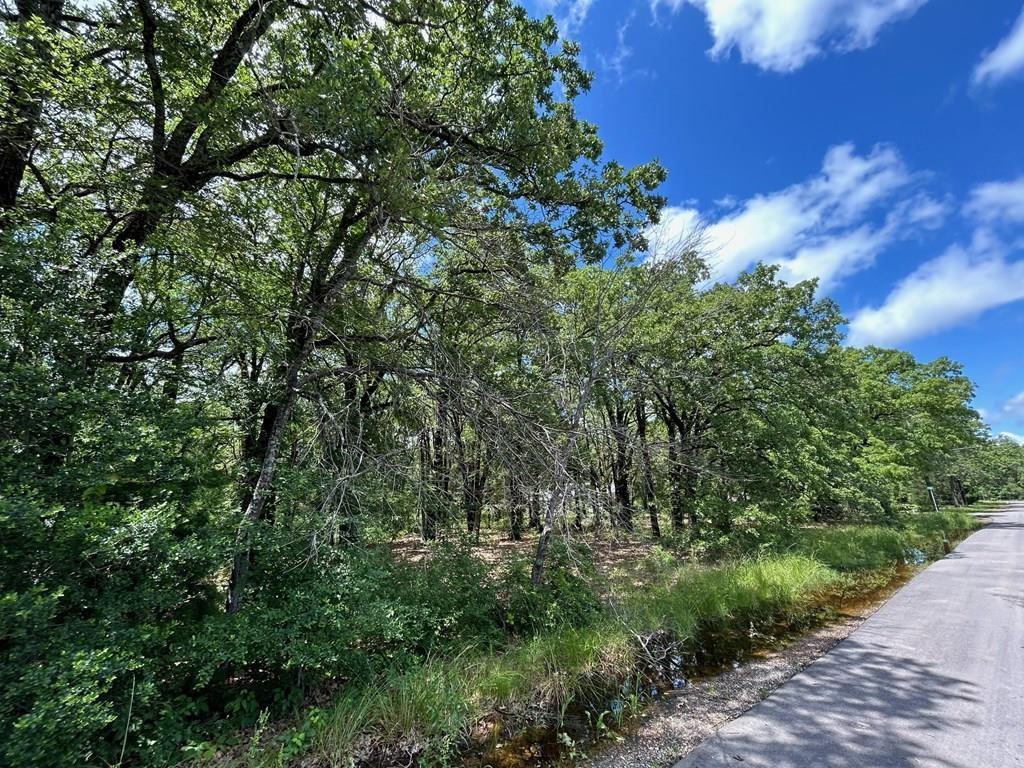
[312,685,381,765]
[794,509,981,571]
[794,527,906,571]
[240,508,986,767]
[628,556,835,648]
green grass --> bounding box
[793,526,906,571]
[627,555,836,652]
[792,508,982,571]
[312,685,381,766]
[267,557,866,766]
[231,507,987,767]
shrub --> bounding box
[499,540,602,636]
[0,498,226,767]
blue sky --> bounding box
[530,0,1024,441]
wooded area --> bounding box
[2,2,1023,766]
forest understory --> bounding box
[202,504,993,768]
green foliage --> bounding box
[500,541,602,635]
[0,498,227,766]
[940,436,1024,502]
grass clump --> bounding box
[312,685,382,766]
[481,623,634,710]
[629,555,837,667]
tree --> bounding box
[941,436,1024,503]
[635,263,842,538]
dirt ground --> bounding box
[389,527,667,587]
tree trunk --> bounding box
[463,449,488,538]
[531,348,600,585]
[588,463,603,531]
[0,0,65,217]
[226,378,296,613]
[682,435,699,532]
[419,429,438,541]
[600,397,633,530]
[636,396,659,537]
[528,488,541,530]
[431,422,449,533]
[949,476,966,507]
[226,217,377,613]
[665,417,685,531]
[508,474,524,541]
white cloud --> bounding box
[964,175,1024,225]
[539,0,596,36]
[650,205,701,247]
[847,230,1024,346]
[1003,391,1024,419]
[649,143,946,289]
[651,0,928,72]
[999,431,1024,445]
[848,171,1024,346]
[778,225,890,286]
[599,11,642,84]
[973,7,1024,87]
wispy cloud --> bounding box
[964,175,1024,225]
[848,171,1024,347]
[973,6,1024,87]
[650,0,928,72]
[847,230,1024,346]
[654,154,1024,350]
[1002,391,1024,419]
[999,431,1024,445]
[599,11,648,85]
[649,143,946,289]
[538,0,596,37]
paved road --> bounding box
[675,502,1024,768]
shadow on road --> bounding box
[983,519,1024,531]
[976,506,1024,530]
[682,502,1024,768]
[692,639,980,768]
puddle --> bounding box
[464,726,566,768]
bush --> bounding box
[0,498,226,767]
[2,502,600,766]
[499,540,602,636]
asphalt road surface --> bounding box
[675,502,1024,768]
